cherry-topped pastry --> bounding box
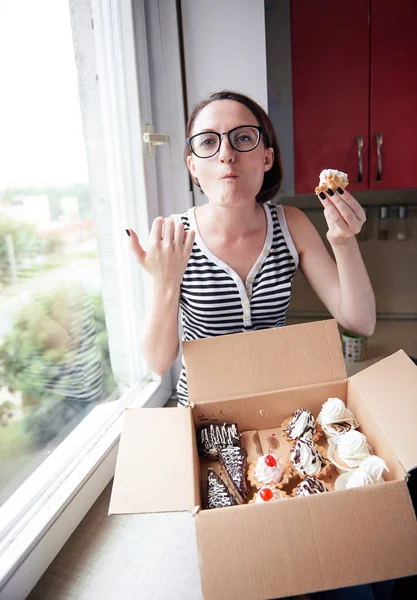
[247,434,289,490]
[250,485,286,504]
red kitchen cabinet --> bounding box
[369,0,417,189]
[290,0,417,194]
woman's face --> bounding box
[186,100,274,208]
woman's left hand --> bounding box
[318,188,366,246]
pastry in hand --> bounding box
[281,408,322,443]
[317,397,359,437]
[288,438,331,479]
[198,423,240,459]
[207,468,237,509]
[315,169,349,195]
[250,485,286,504]
[293,476,329,497]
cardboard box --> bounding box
[109,319,417,599]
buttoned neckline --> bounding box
[187,204,273,328]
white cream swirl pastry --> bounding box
[336,456,389,490]
[335,430,370,468]
[317,398,359,436]
[318,398,346,424]
[284,408,316,441]
[346,456,389,488]
[255,485,283,503]
[290,439,326,477]
[253,454,283,485]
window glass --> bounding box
[0,0,117,509]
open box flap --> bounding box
[109,407,199,514]
[195,481,417,599]
[349,350,417,473]
[183,319,346,404]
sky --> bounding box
[0,0,88,188]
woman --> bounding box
[127,90,375,404]
[127,91,391,600]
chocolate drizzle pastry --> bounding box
[290,438,325,477]
[284,408,316,441]
[219,447,248,503]
[198,423,240,459]
[207,468,237,509]
[296,476,328,496]
[329,422,353,435]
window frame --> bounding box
[0,0,188,596]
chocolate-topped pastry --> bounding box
[295,476,328,496]
[289,438,330,479]
[219,447,248,503]
[207,468,237,509]
[282,408,317,442]
[317,398,359,437]
[198,423,240,459]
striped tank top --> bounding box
[174,202,299,406]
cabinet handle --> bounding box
[376,133,383,181]
[356,135,363,183]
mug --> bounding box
[341,331,367,362]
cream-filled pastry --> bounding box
[289,438,329,478]
[282,408,319,442]
[248,452,289,490]
[329,430,370,471]
[317,397,359,437]
[315,169,349,194]
[252,485,285,504]
[294,476,328,496]
[335,456,389,491]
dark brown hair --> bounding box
[184,90,283,203]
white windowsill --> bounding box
[0,379,168,600]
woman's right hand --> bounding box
[127,217,195,287]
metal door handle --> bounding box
[356,135,363,183]
[376,133,383,181]
[143,124,170,157]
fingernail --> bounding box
[336,187,344,194]
[125,229,131,237]
[319,192,326,200]
[326,188,335,196]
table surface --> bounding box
[29,482,204,600]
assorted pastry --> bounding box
[288,437,331,479]
[250,485,286,504]
[281,408,322,443]
[293,476,329,497]
[317,397,359,436]
[199,396,389,509]
[198,423,240,459]
[314,168,349,195]
[334,456,389,491]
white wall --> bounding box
[180,0,268,206]
[180,0,268,114]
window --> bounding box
[0,0,185,595]
[0,0,119,507]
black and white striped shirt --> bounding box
[174,203,298,405]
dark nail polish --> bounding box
[336,187,344,194]
[319,192,326,200]
[125,229,131,237]
[326,188,335,196]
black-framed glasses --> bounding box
[186,125,263,158]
